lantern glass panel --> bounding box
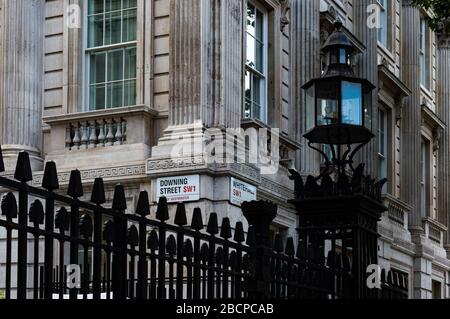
[364,86,373,131]
[316,81,339,126]
[339,49,349,64]
[306,86,315,131]
[341,81,363,126]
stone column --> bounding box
[0,0,44,171]
[400,1,422,230]
[437,34,450,253]
[353,0,378,178]
[401,1,431,299]
[291,0,321,175]
[169,0,243,129]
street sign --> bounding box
[230,177,257,206]
[156,175,200,203]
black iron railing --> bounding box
[0,147,408,300]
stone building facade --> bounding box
[0,0,449,299]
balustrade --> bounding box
[66,118,127,150]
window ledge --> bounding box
[421,104,446,131]
[377,42,395,62]
[420,85,434,101]
[422,217,447,245]
[43,105,158,125]
[378,64,411,99]
[422,217,447,232]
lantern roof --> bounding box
[322,20,359,54]
[301,75,376,91]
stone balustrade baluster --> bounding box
[73,124,81,150]
[105,119,114,147]
[122,121,127,143]
[98,120,106,147]
[88,120,98,149]
[66,127,73,150]
[80,122,89,149]
[114,119,123,146]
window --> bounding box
[420,17,431,89]
[432,280,442,299]
[86,0,137,110]
[245,1,268,122]
[420,138,430,217]
[378,109,388,192]
[377,0,391,50]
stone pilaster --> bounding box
[0,0,44,170]
[436,34,450,252]
[400,2,423,230]
[353,0,378,178]
[291,0,321,175]
[169,0,243,129]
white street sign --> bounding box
[157,175,200,203]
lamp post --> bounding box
[302,20,375,175]
[289,21,390,299]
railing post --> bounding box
[42,161,59,300]
[242,201,278,299]
[136,191,150,299]
[14,152,33,299]
[67,170,84,300]
[91,178,107,300]
[112,185,128,300]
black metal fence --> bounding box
[0,148,408,300]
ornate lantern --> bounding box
[302,20,375,173]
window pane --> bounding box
[90,52,106,84]
[378,110,385,155]
[253,103,261,120]
[90,84,106,110]
[245,100,252,119]
[124,47,137,79]
[341,81,362,125]
[246,34,256,68]
[106,0,121,12]
[246,4,256,38]
[123,0,137,9]
[108,49,124,81]
[420,54,425,85]
[253,76,261,105]
[256,10,264,41]
[105,11,122,45]
[123,9,137,42]
[88,14,104,48]
[124,80,136,106]
[107,82,124,108]
[255,41,264,73]
[89,0,104,15]
[245,71,252,101]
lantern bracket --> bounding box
[309,138,371,178]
